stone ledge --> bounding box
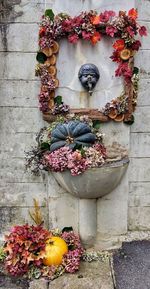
[0,261,114,289]
[48,261,113,289]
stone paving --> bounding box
[0,261,114,289]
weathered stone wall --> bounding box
[0,0,150,246]
[129,0,150,231]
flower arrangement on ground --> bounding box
[0,225,84,280]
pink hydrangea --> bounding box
[82,30,92,40]
[100,10,116,22]
[106,26,117,37]
[61,231,84,253]
[44,147,71,172]
[68,34,79,44]
[62,250,81,273]
[67,151,89,176]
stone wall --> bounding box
[0,0,150,246]
[128,0,150,231]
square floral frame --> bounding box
[35,8,147,125]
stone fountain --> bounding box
[52,64,129,247]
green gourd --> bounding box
[50,121,96,152]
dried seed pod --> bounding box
[54,79,59,88]
[49,91,55,98]
[42,47,53,57]
[41,85,48,92]
[120,49,131,60]
[114,114,124,122]
[45,55,57,66]
[52,41,59,54]
[47,66,57,76]
[48,98,55,109]
[108,108,118,119]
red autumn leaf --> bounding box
[139,26,147,37]
[39,27,46,36]
[128,8,138,20]
[91,32,101,45]
[90,15,101,25]
[113,39,125,51]
[4,224,51,276]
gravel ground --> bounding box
[113,240,150,289]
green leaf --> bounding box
[93,120,101,129]
[62,227,73,233]
[124,115,134,125]
[54,95,62,105]
[80,147,86,157]
[36,52,47,64]
[40,142,50,150]
[45,9,55,21]
[133,67,139,75]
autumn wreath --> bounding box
[35,8,147,124]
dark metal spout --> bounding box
[78,63,100,96]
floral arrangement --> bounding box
[25,116,128,176]
[26,116,106,176]
[36,8,147,123]
[1,225,84,280]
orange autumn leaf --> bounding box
[91,32,101,45]
[113,39,125,51]
[128,8,138,20]
[3,243,13,254]
[91,15,101,25]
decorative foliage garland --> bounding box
[36,8,147,124]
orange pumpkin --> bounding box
[43,236,68,266]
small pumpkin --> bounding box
[50,120,96,152]
[43,236,68,266]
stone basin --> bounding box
[52,158,129,199]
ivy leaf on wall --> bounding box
[92,120,101,129]
[62,227,73,233]
[36,52,47,63]
[45,9,55,21]
[124,115,134,125]
[54,95,62,105]
[40,142,50,150]
[133,67,139,75]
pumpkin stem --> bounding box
[66,136,74,144]
[48,240,54,245]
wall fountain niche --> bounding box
[31,1,146,248]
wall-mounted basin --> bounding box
[52,158,129,199]
[52,158,129,247]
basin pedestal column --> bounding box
[79,199,97,248]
